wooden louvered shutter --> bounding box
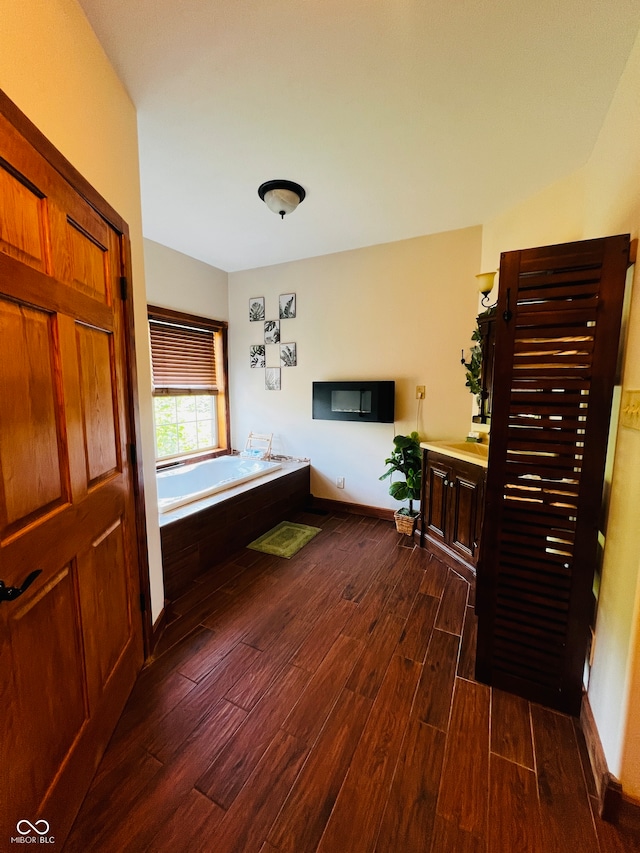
[475,235,630,715]
[149,311,219,395]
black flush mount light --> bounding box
[258,180,306,219]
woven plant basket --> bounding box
[394,511,418,535]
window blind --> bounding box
[149,318,218,395]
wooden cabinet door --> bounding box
[0,106,144,845]
[448,464,484,562]
[476,235,629,715]
[424,454,450,542]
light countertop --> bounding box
[420,439,489,468]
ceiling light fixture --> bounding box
[258,180,306,219]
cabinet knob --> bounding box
[449,481,455,488]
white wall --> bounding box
[0,0,164,623]
[144,239,229,321]
[229,227,482,510]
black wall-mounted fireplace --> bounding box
[312,381,395,423]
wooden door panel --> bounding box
[0,95,144,846]
[0,163,48,272]
[425,458,448,539]
[79,516,132,706]
[76,323,119,484]
[451,477,478,557]
[66,216,109,302]
[3,562,87,821]
[0,298,67,532]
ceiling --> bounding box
[78,0,640,273]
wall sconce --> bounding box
[476,271,497,307]
[258,180,306,219]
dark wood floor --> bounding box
[63,511,638,852]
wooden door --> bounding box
[475,235,629,715]
[0,102,144,844]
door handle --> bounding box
[0,570,42,603]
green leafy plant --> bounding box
[462,320,483,407]
[379,432,422,517]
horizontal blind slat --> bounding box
[149,319,218,391]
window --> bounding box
[148,305,229,462]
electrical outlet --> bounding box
[620,389,640,431]
[336,477,345,489]
[416,385,425,399]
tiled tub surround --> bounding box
[158,462,310,601]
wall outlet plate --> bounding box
[620,389,640,431]
[416,385,425,399]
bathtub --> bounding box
[157,455,282,513]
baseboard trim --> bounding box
[580,692,640,834]
[309,496,394,521]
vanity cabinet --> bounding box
[421,450,485,572]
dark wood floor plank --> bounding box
[196,664,310,808]
[282,632,364,744]
[154,571,273,656]
[290,597,357,672]
[397,592,439,662]
[374,718,446,853]
[98,668,197,774]
[205,729,308,853]
[179,576,281,682]
[382,560,424,620]
[141,624,216,683]
[64,520,611,853]
[63,746,163,852]
[491,688,535,769]
[341,547,410,640]
[170,558,245,616]
[429,816,485,853]
[531,703,600,853]
[144,788,225,853]
[413,628,460,730]
[418,554,449,597]
[267,688,373,853]
[489,753,544,852]
[457,604,478,680]
[314,655,421,853]
[100,700,246,852]
[223,618,314,711]
[437,678,490,839]
[143,642,260,762]
[344,610,406,700]
[435,569,469,635]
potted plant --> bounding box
[380,431,422,535]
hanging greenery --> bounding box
[462,320,483,407]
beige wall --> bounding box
[228,227,482,509]
[482,25,640,798]
[0,0,165,622]
[144,239,229,322]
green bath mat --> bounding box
[247,521,321,558]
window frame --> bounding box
[147,304,230,467]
